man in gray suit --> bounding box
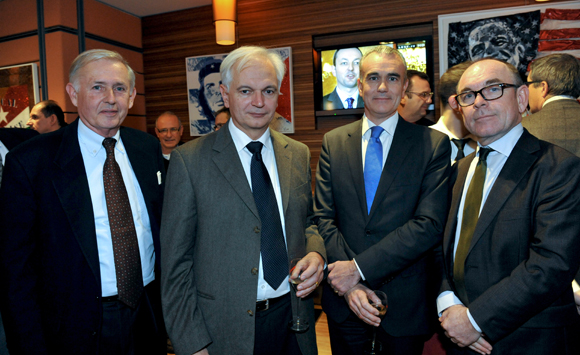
[523,53,580,157]
[161,46,326,355]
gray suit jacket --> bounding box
[160,123,326,355]
[523,99,580,157]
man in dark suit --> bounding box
[438,58,580,355]
[314,45,451,355]
[0,49,166,354]
[323,47,365,110]
[160,46,326,355]
[398,70,435,126]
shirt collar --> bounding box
[362,112,398,138]
[228,119,272,154]
[78,119,124,157]
[479,123,524,158]
[543,95,577,107]
[335,86,357,103]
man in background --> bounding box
[27,99,67,133]
[0,49,166,354]
[161,46,325,355]
[398,70,434,126]
[315,45,450,355]
[523,53,580,156]
[439,58,580,355]
[323,47,364,110]
[213,106,230,131]
[155,111,183,170]
[431,62,477,163]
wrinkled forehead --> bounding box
[458,60,509,91]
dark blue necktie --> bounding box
[246,142,289,290]
[364,126,384,214]
[346,97,354,109]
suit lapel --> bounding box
[468,132,540,255]
[212,124,260,219]
[52,119,101,283]
[344,121,368,218]
[368,118,413,218]
[271,130,291,214]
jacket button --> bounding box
[365,230,371,235]
[254,226,260,233]
[251,268,258,275]
[247,310,254,316]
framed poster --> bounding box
[438,1,580,77]
[0,63,40,128]
[185,47,294,136]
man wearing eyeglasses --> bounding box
[438,58,580,355]
[398,70,434,126]
[155,111,183,171]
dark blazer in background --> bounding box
[160,124,326,355]
[322,88,364,110]
[314,118,451,337]
[0,119,166,354]
[0,128,38,150]
[441,130,580,354]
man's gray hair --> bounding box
[155,111,182,127]
[69,49,136,91]
[359,46,407,81]
[220,46,285,90]
[529,54,580,98]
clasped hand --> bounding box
[439,305,492,355]
[327,260,361,296]
[289,252,325,298]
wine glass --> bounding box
[288,258,309,333]
[363,290,388,355]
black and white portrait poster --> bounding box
[185,47,294,136]
[448,11,541,76]
[186,53,228,136]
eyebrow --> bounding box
[365,71,401,78]
[460,78,503,93]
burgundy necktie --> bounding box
[102,138,143,308]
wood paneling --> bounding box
[142,0,570,179]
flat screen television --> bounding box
[314,35,434,117]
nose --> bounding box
[104,88,116,104]
[378,79,388,92]
[252,92,265,107]
[426,95,433,104]
[26,118,33,126]
[472,91,488,108]
[347,62,354,71]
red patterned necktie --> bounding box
[102,137,143,308]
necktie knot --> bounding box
[451,138,469,151]
[102,138,117,155]
[247,141,263,161]
[346,97,354,109]
[478,147,494,163]
[370,126,384,140]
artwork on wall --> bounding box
[0,63,40,128]
[185,47,294,136]
[438,1,580,77]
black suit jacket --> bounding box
[322,88,364,110]
[0,119,166,354]
[314,117,451,336]
[441,130,580,352]
[0,128,38,150]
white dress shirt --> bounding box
[78,119,156,297]
[431,117,476,163]
[354,113,399,280]
[336,86,360,109]
[228,120,290,300]
[437,123,524,331]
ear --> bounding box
[48,114,57,126]
[219,84,230,108]
[539,81,549,99]
[516,83,530,114]
[402,78,409,93]
[357,78,363,97]
[400,94,407,106]
[66,83,78,107]
[448,95,459,111]
[128,87,137,109]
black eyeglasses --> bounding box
[407,91,433,100]
[456,83,519,107]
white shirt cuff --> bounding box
[353,258,366,280]
[573,280,580,293]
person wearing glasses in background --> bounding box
[398,70,434,126]
[438,58,580,355]
[155,111,183,171]
[213,107,230,131]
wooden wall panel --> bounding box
[142,0,571,183]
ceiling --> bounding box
[97,0,212,17]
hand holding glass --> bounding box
[364,290,388,355]
[289,258,309,333]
